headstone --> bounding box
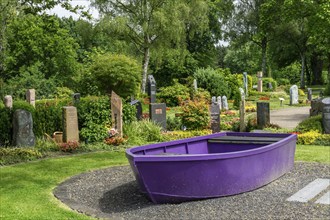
[239,100,246,132]
[290,85,299,105]
[12,109,35,147]
[148,75,157,103]
[243,72,248,96]
[72,93,81,104]
[310,98,324,116]
[130,100,142,120]
[238,87,245,131]
[257,102,270,129]
[4,95,13,109]
[217,96,222,111]
[193,79,198,91]
[62,106,79,142]
[149,103,166,130]
[111,91,123,137]
[210,103,220,133]
[211,96,216,104]
[222,96,228,111]
[307,88,312,101]
[257,71,263,92]
[268,82,273,90]
[321,98,330,134]
[26,89,36,107]
[239,87,245,100]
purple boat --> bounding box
[126,132,297,204]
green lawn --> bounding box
[0,145,329,220]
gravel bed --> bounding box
[54,162,330,220]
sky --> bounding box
[48,0,99,20]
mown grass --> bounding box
[0,151,128,220]
[0,145,328,220]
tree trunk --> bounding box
[141,47,150,94]
[261,37,268,77]
[310,52,323,85]
[300,52,305,89]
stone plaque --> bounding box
[26,89,36,107]
[62,106,79,142]
[12,109,35,147]
[148,75,157,103]
[257,102,270,129]
[4,95,13,109]
[307,88,312,101]
[222,96,228,111]
[210,103,220,133]
[149,103,166,130]
[111,91,123,137]
[290,85,298,105]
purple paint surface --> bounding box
[126,132,297,204]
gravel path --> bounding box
[54,162,330,220]
[270,106,310,129]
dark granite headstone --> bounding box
[307,88,312,101]
[148,75,157,103]
[322,98,330,134]
[72,93,81,104]
[130,100,142,120]
[210,103,220,133]
[257,102,270,129]
[12,109,35,147]
[149,103,166,130]
[243,72,248,96]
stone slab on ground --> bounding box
[54,162,330,220]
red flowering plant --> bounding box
[59,141,79,152]
[104,128,127,146]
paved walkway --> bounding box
[270,106,310,129]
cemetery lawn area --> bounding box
[0,145,328,220]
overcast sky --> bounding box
[48,0,99,20]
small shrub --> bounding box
[59,141,79,152]
[163,130,212,141]
[104,136,127,146]
[123,120,163,145]
[158,79,190,107]
[276,78,290,86]
[295,115,323,133]
[123,102,137,124]
[297,131,321,145]
[0,106,12,146]
[314,135,330,146]
[167,116,183,131]
[263,78,277,91]
[181,99,210,130]
[0,148,43,165]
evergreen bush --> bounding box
[158,80,190,107]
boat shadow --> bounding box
[99,181,154,213]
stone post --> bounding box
[257,102,270,129]
[26,89,36,107]
[4,95,13,109]
[193,79,198,92]
[307,88,312,101]
[257,71,263,92]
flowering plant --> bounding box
[59,141,79,152]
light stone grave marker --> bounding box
[4,95,13,109]
[257,71,263,92]
[290,85,299,105]
[26,89,36,107]
[193,79,197,91]
[307,88,312,101]
[62,106,79,142]
[222,96,228,111]
[217,96,222,111]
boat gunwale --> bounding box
[126,132,297,162]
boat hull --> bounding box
[126,132,296,204]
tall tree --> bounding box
[92,0,209,93]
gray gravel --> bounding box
[54,162,330,220]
